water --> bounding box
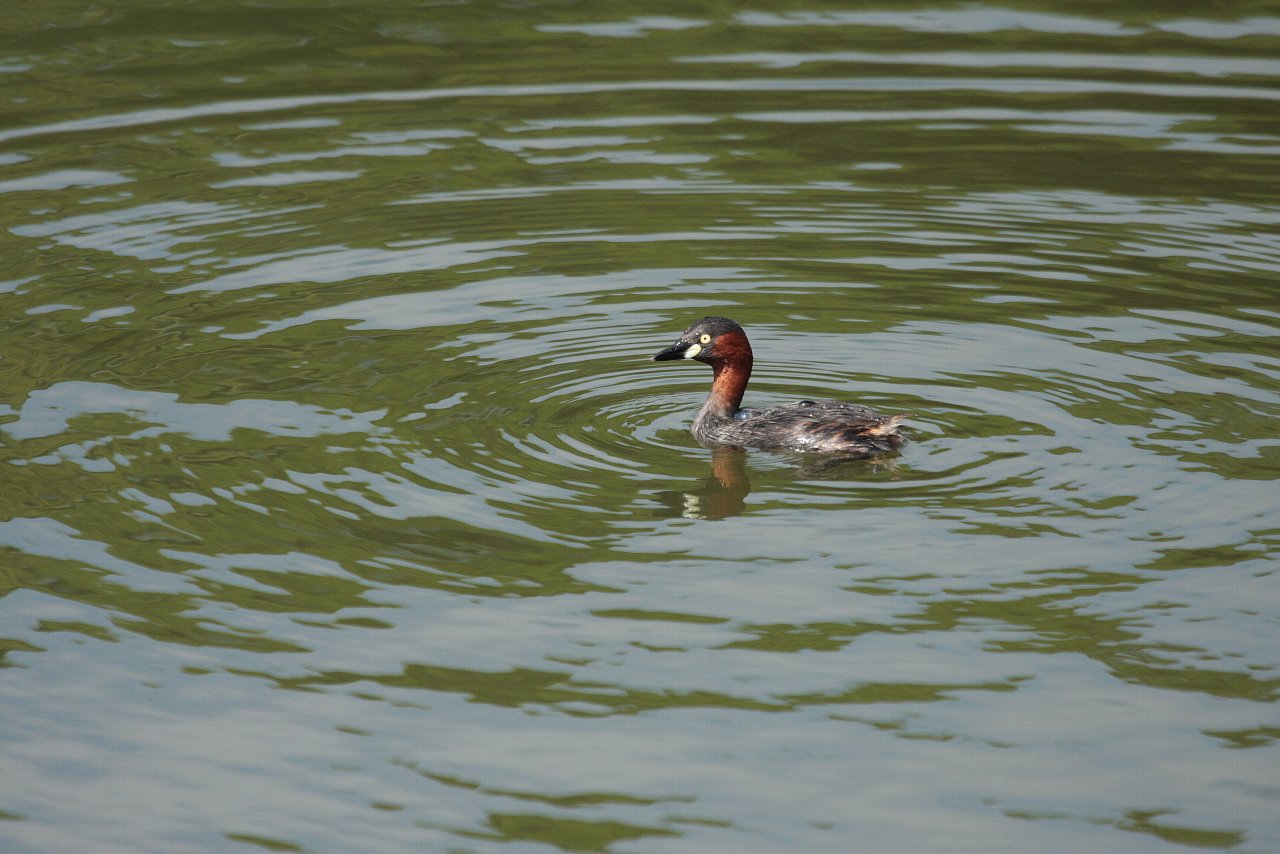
[2,3,1279,852]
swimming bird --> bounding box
[651,316,907,456]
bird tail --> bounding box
[865,413,909,436]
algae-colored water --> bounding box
[1,4,1278,852]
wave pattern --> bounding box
[1,4,1278,853]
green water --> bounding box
[2,3,1278,852]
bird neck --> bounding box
[705,356,751,417]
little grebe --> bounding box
[651,316,907,456]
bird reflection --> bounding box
[653,447,751,520]
[652,448,904,520]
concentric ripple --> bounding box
[2,4,1279,853]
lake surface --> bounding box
[2,3,1279,852]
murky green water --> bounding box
[3,3,1279,852]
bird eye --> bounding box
[699,333,711,344]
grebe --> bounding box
[651,316,907,456]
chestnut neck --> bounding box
[701,332,753,418]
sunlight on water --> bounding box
[1,3,1278,852]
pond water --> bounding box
[2,3,1279,852]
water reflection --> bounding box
[3,2,1280,852]
[653,448,914,520]
[653,448,752,520]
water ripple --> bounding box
[3,7,1279,852]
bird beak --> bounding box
[651,340,700,361]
